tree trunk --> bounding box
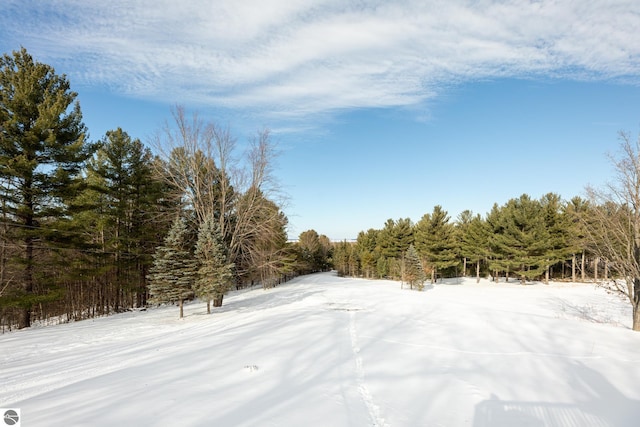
[463,257,467,277]
[581,251,586,282]
[594,257,599,282]
[476,260,481,284]
[207,300,211,314]
[18,234,34,329]
[179,299,184,319]
[545,264,550,285]
[572,253,576,283]
[633,279,640,332]
[213,293,224,307]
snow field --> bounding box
[1,272,639,426]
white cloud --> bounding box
[1,0,639,124]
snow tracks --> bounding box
[349,310,389,427]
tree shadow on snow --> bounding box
[547,296,629,328]
[473,361,640,427]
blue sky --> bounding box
[2,1,640,240]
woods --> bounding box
[1,47,639,331]
[0,48,296,330]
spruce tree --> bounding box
[147,217,196,318]
[0,48,95,328]
[194,215,234,313]
[403,244,426,290]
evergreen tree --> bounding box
[458,211,490,283]
[0,48,95,328]
[376,218,413,279]
[456,210,474,277]
[493,195,548,284]
[414,206,458,283]
[486,203,511,281]
[297,229,323,273]
[377,218,414,260]
[563,196,591,282]
[194,215,234,313]
[332,240,351,277]
[403,244,426,290]
[147,217,196,318]
[84,128,166,305]
[356,229,379,278]
[539,193,570,283]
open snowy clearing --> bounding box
[1,272,640,427]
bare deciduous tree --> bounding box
[586,131,640,331]
[153,106,288,289]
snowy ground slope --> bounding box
[1,272,640,427]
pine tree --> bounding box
[491,195,547,284]
[563,196,591,282]
[403,244,426,290]
[414,206,458,283]
[486,203,511,281]
[376,218,413,279]
[539,193,570,283]
[332,241,351,277]
[194,215,234,313]
[297,229,322,273]
[377,218,414,260]
[356,229,379,278]
[147,217,196,318]
[458,211,490,283]
[81,128,166,307]
[0,48,95,328]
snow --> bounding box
[1,272,640,427]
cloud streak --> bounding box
[2,0,639,123]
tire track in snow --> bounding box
[349,311,389,427]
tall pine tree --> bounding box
[81,128,167,308]
[415,206,458,283]
[0,48,94,328]
[458,211,490,283]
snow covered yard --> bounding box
[1,272,639,427]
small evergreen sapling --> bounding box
[194,215,234,313]
[403,244,426,291]
[147,217,196,318]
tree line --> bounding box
[0,48,316,330]
[332,194,591,284]
[332,136,640,331]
